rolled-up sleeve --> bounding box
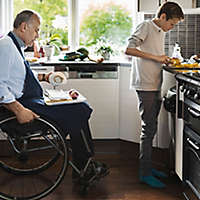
[127,21,148,49]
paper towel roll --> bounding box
[49,72,67,86]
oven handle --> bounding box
[188,107,200,118]
[187,138,200,150]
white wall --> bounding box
[0,0,13,36]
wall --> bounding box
[0,0,13,36]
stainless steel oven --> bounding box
[183,97,200,200]
[176,73,200,200]
[183,125,200,200]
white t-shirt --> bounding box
[127,20,165,91]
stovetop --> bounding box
[176,73,200,104]
[176,73,200,87]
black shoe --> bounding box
[83,161,110,181]
[93,161,110,178]
[72,161,109,184]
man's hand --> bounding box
[38,72,53,82]
[16,107,39,124]
[4,101,40,124]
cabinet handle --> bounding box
[187,138,200,150]
[188,107,200,118]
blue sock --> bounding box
[140,175,166,188]
[152,168,168,178]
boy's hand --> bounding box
[156,55,171,64]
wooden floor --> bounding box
[44,140,183,200]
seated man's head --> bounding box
[13,10,41,47]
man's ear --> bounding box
[160,13,167,21]
[20,22,27,33]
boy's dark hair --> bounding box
[157,1,184,20]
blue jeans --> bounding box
[136,91,162,176]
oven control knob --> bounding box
[186,90,190,95]
[194,93,199,100]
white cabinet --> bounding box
[138,0,165,12]
[119,66,141,143]
[57,78,119,139]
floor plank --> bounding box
[45,140,183,200]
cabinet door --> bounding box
[119,66,141,143]
[57,79,119,139]
[138,0,165,12]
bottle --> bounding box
[172,42,183,62]
[39,46,45,58]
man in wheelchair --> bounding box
[0,9,109,189]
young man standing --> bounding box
[125,2,184,188]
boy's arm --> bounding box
[125,47,170,64]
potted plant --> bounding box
[45,33,62,54]
[96,45,113,60]
[38,33,62,59]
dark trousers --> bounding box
[19,99,94,169]
[136,91,162,176]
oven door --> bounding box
[183,126,200,200]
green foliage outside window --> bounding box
[14,0,68,45]
[80,3,132,55]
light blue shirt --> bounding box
[0,34,26,103]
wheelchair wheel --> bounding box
[0,116,69,200]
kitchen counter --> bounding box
[30,56,131,71]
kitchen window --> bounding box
[2,0,135,59]
[79,0,133,58]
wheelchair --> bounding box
[0,106,109,200]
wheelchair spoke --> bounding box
[42,133,64,156]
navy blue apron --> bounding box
[8,32,94,167]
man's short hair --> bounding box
[13,10,40,28]
[157,1,184,21]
